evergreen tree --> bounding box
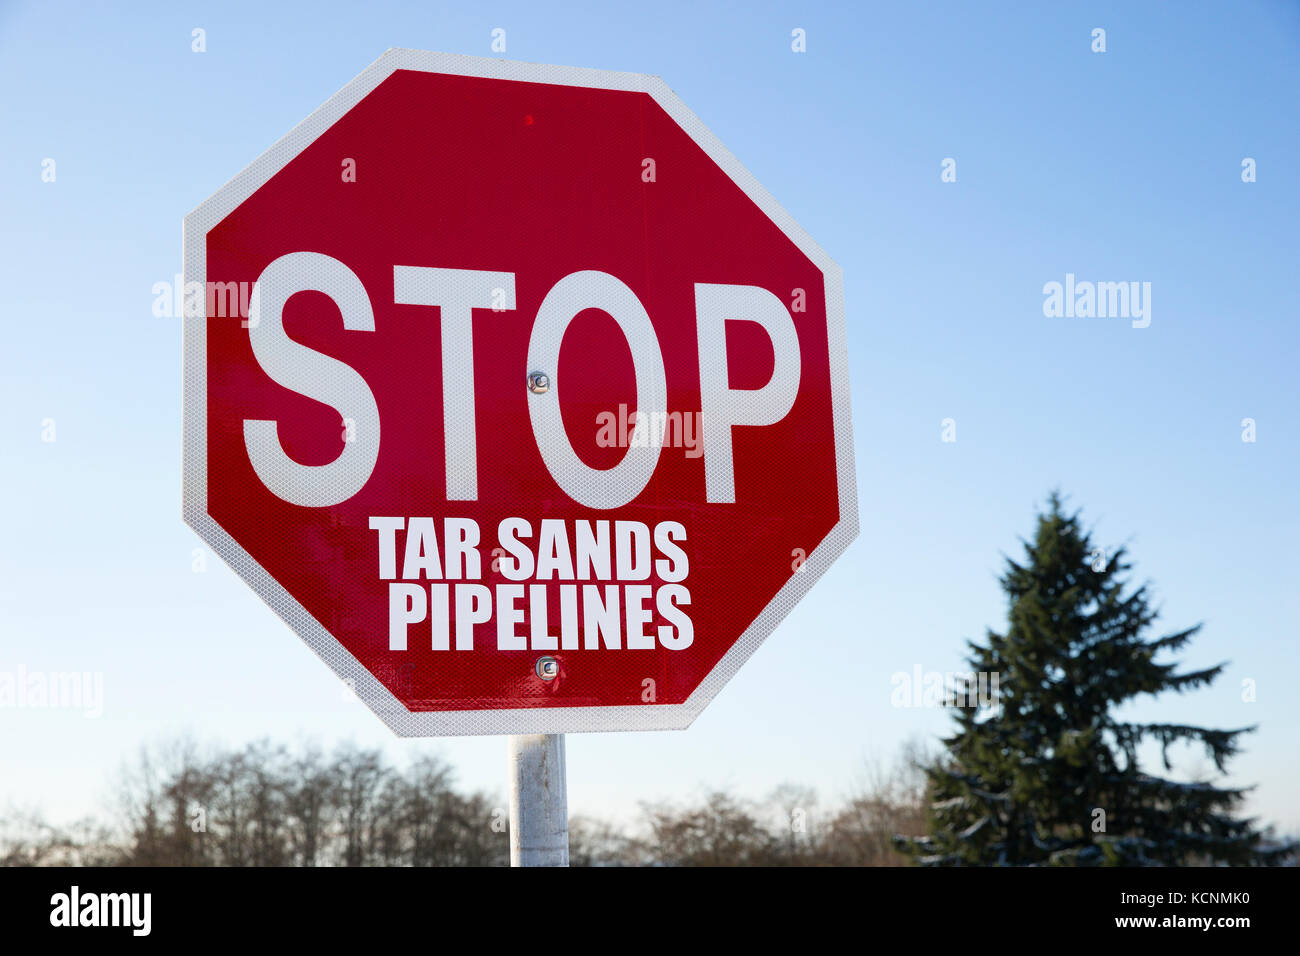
[897,493,1293,866]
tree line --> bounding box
[0,738,930,867]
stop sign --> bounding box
[182,50,856,735]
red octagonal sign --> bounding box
[183,50,856,735]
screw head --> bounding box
[527,371,550,394]
[535,656,559,680]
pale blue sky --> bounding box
[1,0,1297,833]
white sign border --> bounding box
[182,49,858,736]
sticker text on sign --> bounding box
[369,517,693,652]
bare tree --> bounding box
[568,814,644,866]
[827,741,932,865]
[284,745,335,866]
[330,744,389,867]
[643,791,779,866]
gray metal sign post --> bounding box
[508,733,569,866]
